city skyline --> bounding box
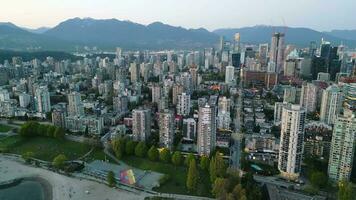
[1,0,356,31]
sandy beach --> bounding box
[0,156,147,200]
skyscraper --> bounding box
[35,86,51,113]
[132,109,151,142]
[189,66,198,90]
[278,104,306,180]
[320,85,343,125]
[270,32,285,73]
[159,109,174,150]
[177,93,191,116]
[130,62,140,83]
[328,108,356,182]
[300,82,318,113]
[67,92,84,116]
[197,104,216,156]
[225,66,235,85]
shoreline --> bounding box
[0,156,145,200]
[0,176,53,200]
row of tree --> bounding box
[19,121,65,139]
[111,137,262,199]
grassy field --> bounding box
[123,156,212,197]
[0,124,13,132]
[0,135,95,161]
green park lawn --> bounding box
[0,124,13,132]
[0,135,94,161]
[123,156,212,197]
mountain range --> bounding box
[0,18,355,51]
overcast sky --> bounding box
[1,0,355,31]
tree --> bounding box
[338,180,354,200]
[184,153,195,167]
[107,171,116,187]
[215,151,227,177]
[212,178,228,197]
[200,156,210,171]
[186,158,198,192]
[148,146,159,161]
[210,152,227,183]
[171,151,182,166]
[232,184,246,200]
[310,171,328,189]
[112,137,126,159]
[53,127,65,139]
[46,125,56,137]
[159,148,171,163]
[52,154,67,169]
[135,142,147,157]
[125,140,137,155]
[210,155,217,183]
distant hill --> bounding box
[43,18,218,49]
[0,24,74,51]
[1,18,356,51]
[324,29,356,42]
[213,25,356,47]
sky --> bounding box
[1,0,355,31]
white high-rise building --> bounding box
[35,86,51,113]
[177,93,191,116]
[132,109,151,142]
[320,85,343,125]
[278,104,306,180]
[159,110,174,150]
[328,108,356,182]
[68,92,84,116]
[300,82,318,113]
[197,104,217,156]
[225,66,235,85]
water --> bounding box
[0,180,45,200]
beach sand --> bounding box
[0,156,146,200]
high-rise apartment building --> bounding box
[68,92,84,116]
[278,104,306,180]
[225,66,235,85]
[159,110,174,150]
[177,93,191,116]
[197,104,217,156]
[300,82,318,113]
[35,86,51,113]
[320,85,343,125]
[270,32,285,73]
[328,108,356,182]
[132,109,151,142]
